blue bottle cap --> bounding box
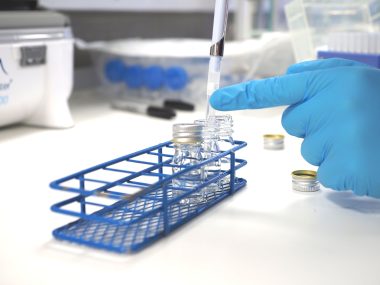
[166,67,188,91]
[124,65,144,89]
[104,59,126,83]
[143,66,165,90]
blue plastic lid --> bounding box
[166,67,188,91]
[143,66,165,90]
[104,59,126,83]
[124,65,144,89]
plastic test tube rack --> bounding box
[50,140,248,253]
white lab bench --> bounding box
[1,91,380,285]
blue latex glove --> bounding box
[210,58,380,198]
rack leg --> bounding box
[229,152,236,194]
[159,147,169,236]
[158,147,163,181]
[163,183,169,235]
[79,175,86,214]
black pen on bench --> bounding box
[111,99,176,119]
[120,97,195,111]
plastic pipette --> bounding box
[206,0,229,119]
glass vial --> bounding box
[214,115,234,192]
[195,114,234,196]
[211,115,234,193]
[172,123,206,205]
[194,118,221,200]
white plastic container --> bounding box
[285,0,377,62]
[0,11,74,128]
[82,34,295,108]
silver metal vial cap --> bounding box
[291,170,320,192]
[264,134,285,150]
[172,123,203,144]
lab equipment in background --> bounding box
[80,33,295,109]
[318,32,380,69]
[254,0,288,31]
[263,134,284,150]
[285,0,379,62]
[50,139,248,253]
[0,11,74,128]
[104,57,194,118]
[206,0,229,119]
[87,39,248,109]
[235,0,287,33]
[234,0,255,40]
[0,0,37,10]
[104,58,195,114]
[172,123,206,205]
[291,170,320,192]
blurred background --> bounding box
[36,0,293,91]
[0,0,378,124]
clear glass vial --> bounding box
[172,123,206,205]
[194,118,221,200]
[213,115,234,153]
[212,115,234,192]
[195,114,234,195]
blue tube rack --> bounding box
[50,140,247,253]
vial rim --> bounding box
[263,134,285,140]
[291,170,317,180]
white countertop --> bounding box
[1,91,380,285]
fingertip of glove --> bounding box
[209,94,220,110]
[209,90,225,110]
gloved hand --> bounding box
[210,58,380,198]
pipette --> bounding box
[206,0,229,120]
